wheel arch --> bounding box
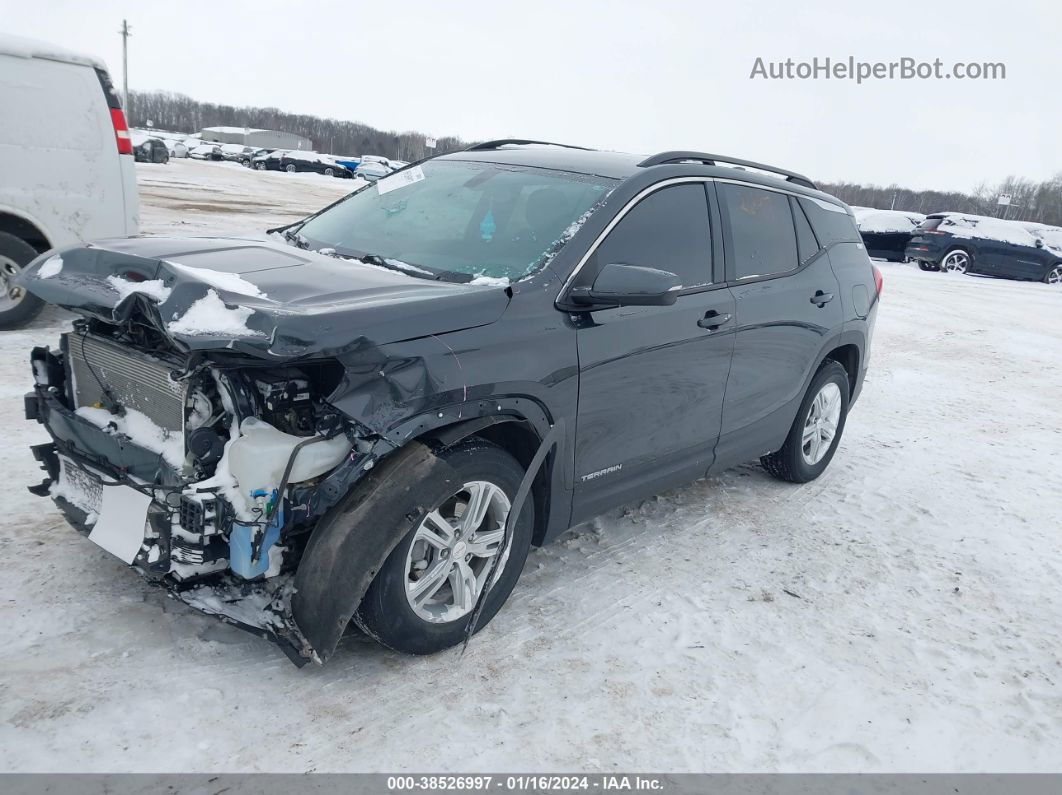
[823,342,860,398]
[0,210,53,254]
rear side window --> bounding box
[592,184,712,288]
[798,197,862,247]
[916,217,944,231]
[722,184,798,280]
[791,197,820,263]
[94,68,122,109]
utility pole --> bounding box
[119,19,131,107]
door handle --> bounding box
[810,290,834,307]
[697,311,732,330]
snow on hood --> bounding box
[18,237,511,359]
[852,208,925,234]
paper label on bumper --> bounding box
[88,485,152,564]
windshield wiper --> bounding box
[280,225,310,249]
[325,250,473,283]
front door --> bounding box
[569,182,736,523]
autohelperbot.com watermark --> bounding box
[750,56,1006,83]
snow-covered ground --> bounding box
[1,160,1060,772]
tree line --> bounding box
[820,173,1062,227]
[126,90,470,162]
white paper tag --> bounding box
[376,165,425,196]
[88,485,151,564]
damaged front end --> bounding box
[26,322,382,666]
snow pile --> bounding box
[165,261,267,298]
[37,255,63,279]
[167,290,264,338]
[469,274,510,286]
[105,275,172,303]
[75,406,185,469]
[853,208,925,233]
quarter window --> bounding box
[591,184,712,288]
[722,184,799,279]
[791,197,820,264]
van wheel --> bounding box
[1045,263,1062,285]
[761,360,850,483]
[0,233,45,330]
[355,439,533,655]
[941,249,970,274]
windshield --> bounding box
[296,160,616,282]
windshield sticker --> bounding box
[376,165,425,196]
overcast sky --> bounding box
[3,0,1058,192]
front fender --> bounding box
[291,441,458,663]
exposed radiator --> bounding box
[66,333,188,434]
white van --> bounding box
[0,34,139,327]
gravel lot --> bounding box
[1,159,1060,773]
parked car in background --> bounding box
[238,147,269,166]
[252,149,288,171]
[216,143,249,162]
[132,135,170,164]
[354,159,394,181]
[906,213,1062,283]
[20,142,878,663]
[0,33,138,328]
[165,139,189,158]
[188,143,221,160]
[280,151,352,178]
[851,207,924,262]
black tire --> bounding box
[355,439,534,655]
[0,232,45,330]
[323,167,335,177]
[1043,262,1062,285]
[918,261,937,271]
[761,360,850,483]
[285,164,296,173]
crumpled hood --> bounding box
[20,236,510,359]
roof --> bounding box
[0,33,107,70]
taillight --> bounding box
[872,264,884,296]
[110,107,133,155]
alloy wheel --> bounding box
[942,250,969,274]
[1047,265,1062,285]
[0,256,26,311]
[801,382,842,466]
[404,480,512,623]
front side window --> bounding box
[590,183,712,288]
[296,160,615,282]
[723,184,799,279]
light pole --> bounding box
[119,19,132,108]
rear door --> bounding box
[712,183,843,469]
[570,181,735,522]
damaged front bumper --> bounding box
[27,389,321,665]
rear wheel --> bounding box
[285,164,296,173]
[1045,263,1062,285]
[761,360,850,483]
[323,167,335,177]
[355,439,533,655]
[941,249,970,274]
[0,232,45,330]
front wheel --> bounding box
[285,164,296,173]
[941,248,970,274]
[761,360,850,483]
[0,232,45,330]
[1044,263,1062,285]
[355,439,533,655]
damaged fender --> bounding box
[291,440,458,662]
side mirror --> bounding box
[1035,238,1045,248]
[570,263,681,308]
